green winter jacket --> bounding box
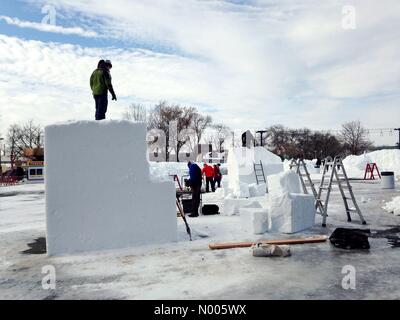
[90,68,113,96]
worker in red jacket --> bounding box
[202,163,215,192]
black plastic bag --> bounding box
[202,204,220,215]
[329,228,371,250]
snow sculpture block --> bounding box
[248,183,267,197]
[223,196,263,216]
[45,121,177,255]
[267,171,302,197]
[269,193,316,233]
[240,208,269,234]
[227,147,283,197]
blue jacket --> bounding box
[188,163,202,186]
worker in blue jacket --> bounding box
[187,161,202,217]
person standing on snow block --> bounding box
[90,59,117,120]
[202,163,215,193]
[187,161,202,218]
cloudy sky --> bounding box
[0,0,399,146]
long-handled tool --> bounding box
[209,235,328,250]
[176,195,192,241]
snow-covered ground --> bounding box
[1,179,400,300]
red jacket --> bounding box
[202,165,214,178]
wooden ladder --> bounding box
[253,160,266,185]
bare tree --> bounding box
[340,121,373,155]
[147,101,197,162]
[191,113,212,145]
[5,120,44,167]
[208,124,230,153]
[6,124,20,168]
[264,125,343,159]
[17,120,43,151]
[122,103,147,122]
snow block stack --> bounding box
[45,121,177,255]
[267,171,302,197]
[268,193,315,233]
[267,171,315,233]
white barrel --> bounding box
[381,171,395,189]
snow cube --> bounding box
[248,183,267,197]
[267,171,302,197]
[240,208,269,234]
[269,193,316,233]
[45,120,177,255]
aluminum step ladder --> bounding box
[289,158,324,215]
[254,160,266,185]
[316,156,367,227]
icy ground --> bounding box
[1,181,400,300]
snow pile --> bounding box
[343,150,400,179]
[227,146,283,197]
[45,120,177,255]
[267,171,302,197]
[383,196,400,216]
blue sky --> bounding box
[0,0,400,146]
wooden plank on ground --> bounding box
[209,235,328,250]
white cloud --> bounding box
[0,15,98,38]
[1,0,400,146]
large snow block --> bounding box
[267,171,302,197]
[45,121,177,255]
[240,208,269,234]
[269,193,316,233]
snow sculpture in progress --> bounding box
[45,121,177,255]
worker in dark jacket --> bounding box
[187,161,202,217]
[90,60,117,120]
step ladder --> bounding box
[289,158,324,215]
[316,156,367,227]
[253,160,266,185]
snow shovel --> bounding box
[209,235,328,250]
[176,197,192,241]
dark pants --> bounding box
[214,176,221,188]
[94,94,108,120]
[205,177,215,192]
[191,183,202,216]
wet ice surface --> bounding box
[1,180,400,300]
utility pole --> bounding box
[256,130,268,147]
[395,128,400,149]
